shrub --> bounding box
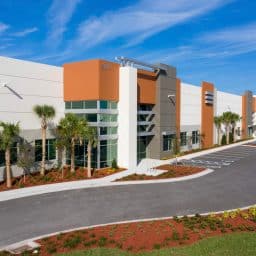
[172,231,180,241]
[221,134,227,145]
[98,236,107,247]
[153,244,161,250]
[111,159,118,170]
[222,211,229,219]
[46,243,57,254]
[229,132,234,143]
[63,235,82,249]
[241,212,249,219]
[249,206,256,217]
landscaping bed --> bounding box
[14,207,256,255]
[115,165,204,181]
[0,167,125,191]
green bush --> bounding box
[63,236,82,249]
[98,236,107,247]
[111,159,118,170]
[221,134,227,145]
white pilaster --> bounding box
[118,66,137,169]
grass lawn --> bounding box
[58,232,256,256]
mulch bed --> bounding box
[116,165,204,181]
[0,167,125,192]
[31,208,256,255]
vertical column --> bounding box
[242,91,253,138]
[201,81,214,148]
[117,66,137,169]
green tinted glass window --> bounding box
[86,114,97,122]
[65,102,71,109]
[100,101,108,109]
[72,101,84,109]
[84,101,97,109]
[35,139,56,161]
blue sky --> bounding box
[0,0,255,94]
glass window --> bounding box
[35,139,56,161]
[72,101,84,109]
[180,132,187,146]
[0,150,4,167]
[138,115,148,121]
[192,131,199,144]
[163,134,174,151]
[138,125,147,132]
[99,114,117,122]
[138,104,153,111]
[85,114,97,122]
[65,102,71,109]
[100,100,108,109]
[84,101,97,109]
[100,127,117,135]
[100,139,117,168]
[0,143,18,166]
[110,102,117,109]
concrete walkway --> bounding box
[0,138,255,202]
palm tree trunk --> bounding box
[233,125,236,142]
[87,142,91,178]
[226,125,230,144]
[5,148,11,188]
[217,128,220,145]
[71,138,75,173]
[41,128,46,176]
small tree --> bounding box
[85,126,98,178]
[17,142,34,183]
[214,116,223,145]
[230,113,240,142]
[0,122,20,188]
[222,111,233,144]
[221,134,227,145]
[33,105,56,176]
[57,113,88,173]
[111,159,118,170]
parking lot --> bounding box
[181,144,256,170]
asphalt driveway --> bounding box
[0,144,256,247]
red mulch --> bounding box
[0,167,125,192]
[116,165,204,181]
[35,210,256,255]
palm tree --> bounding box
[33,105,56,176]
[0,122,20,188]
[221,111,233,144]
[85,126,98,178]
[57,113,87,173]
[230,113,241,142]
[214,116,223,145]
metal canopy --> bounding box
[115,56,167,72]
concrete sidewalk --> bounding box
[0,138,254,202]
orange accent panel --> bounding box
[137,69,156,104]
[253,97,256,112]
[176,78,181,136]
[63,59,119,102]
[242,95,247,138]
[201,81,214,149]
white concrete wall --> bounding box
[180,82,201,130]
[0,56,64,130]
[117,66,137,169]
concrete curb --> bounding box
[1,203,255,252]
[0,169,213,202]
[112,168,214,185]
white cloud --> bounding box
[46,0,81,47]
[0,22,9,34]
[198,23,256,57]
[71,0,233,49]
[12,27,38,37]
